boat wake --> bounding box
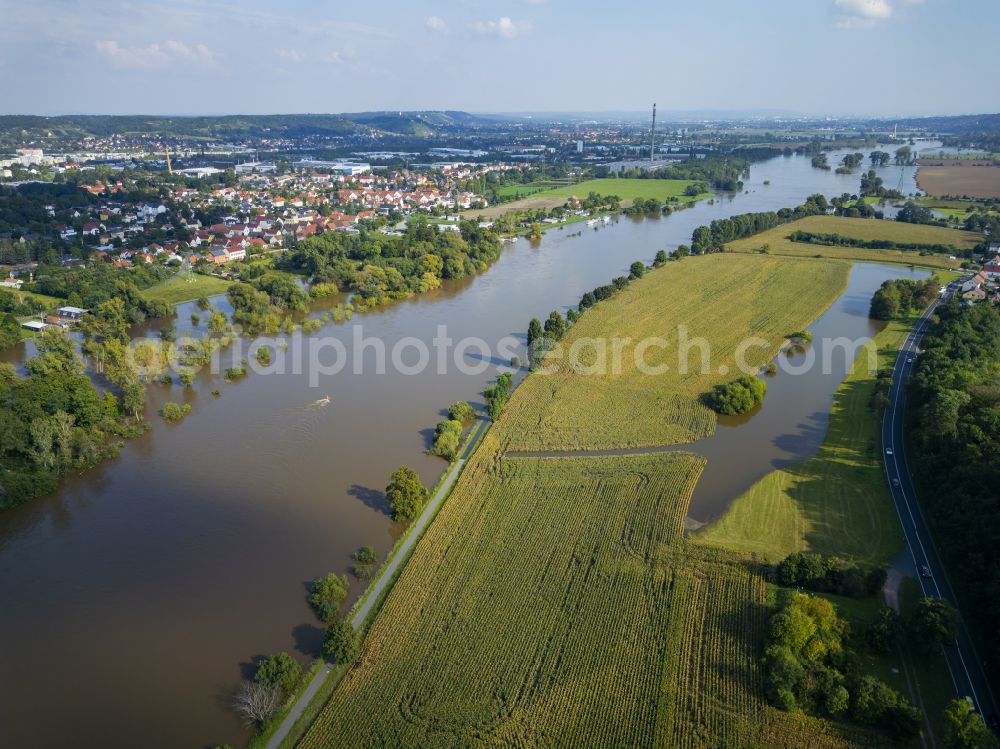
[306,395,332,410]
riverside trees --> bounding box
[385,466,428,522]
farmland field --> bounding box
[697,315,912,563]
[529,178,711,203]
[299,450,850,749]
[725,215,978,269]
[140,271,233,305]
[499,254,850,451]
[298,251,898,748]
[916,162,1000,199]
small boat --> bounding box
[586,219,598,227]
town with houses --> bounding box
[0,145,514,331]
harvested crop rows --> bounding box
[498,254,850,451]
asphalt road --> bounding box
[881,286,998,724]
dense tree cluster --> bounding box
[280,221,502,308]
[764,592,920,740]
[869,278,939,320]
[896,201,942,226]
[704,376,767,415]
[942,698,999,749]
[909,302,1000,679]
[775,552,887,598]
[612,155,750,191]
[28,262,171,317]
[869,151,891,167]
[0,328,135,508]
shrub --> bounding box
[447,401,475,423]
[161,402,190,422]
[254,652,302,698]
[308,573,349,622]
[323,619,358,664]
[430,419,463,461]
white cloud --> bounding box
[832,0,895,28]
[275,48,305,63]
[469,17,528,38]
[95,39,213,68]
[426,16,447,33]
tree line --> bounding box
[908,302,1000,683]
[789,230,961,255]
[689,193,830,254]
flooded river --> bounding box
[0,144,936,748]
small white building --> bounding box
[56,306,88,320]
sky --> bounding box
[0,0,997,117]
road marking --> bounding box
[882,299,990,719]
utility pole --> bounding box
[650,103,657,162]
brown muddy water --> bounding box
[0,146,933,748]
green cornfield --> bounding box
[300,450,778,748]
[298,252,894,748]
[499,254,850,451]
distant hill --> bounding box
[340,111,495,135]
[881,113,1000,134]
[0,111,499,148]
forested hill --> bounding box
[0,111,495,148]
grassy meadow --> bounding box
[500,254,850,451]
[140,272,233,305]
[725,215,979,270]
[696,315,913,564]
[530,177,712,203]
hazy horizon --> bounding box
[1,0,998,118]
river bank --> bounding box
[0,144,939,749]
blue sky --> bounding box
[0,0,996,117]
